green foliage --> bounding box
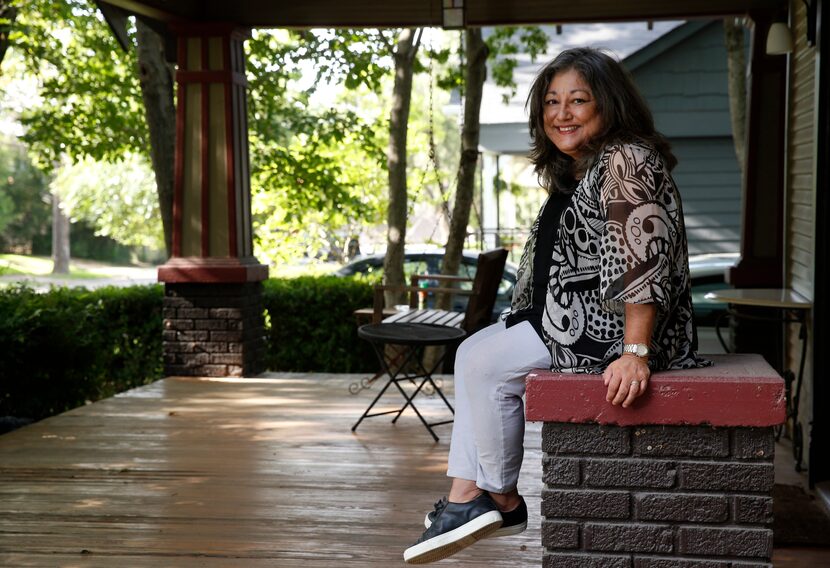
[487,27,549,100]
[6,9,390,263]
[0,284,163,419]
[51,153,164,250]
[11,0,148,170]
[434,27,548,103]
[0,135,50,252]
[290,29,401,91]
[246,30,388,263]
[0,0,19,70]
[4,4,546,265]
[262,276,376,372]
[0,276,379,419]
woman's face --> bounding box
[543,68,603,159]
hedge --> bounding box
[262,276,376,372]
[0,285,164,420]
[1,276,377,421]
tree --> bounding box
[51,153,164,250]
[245,29,388,264]
[5,1,151,268]
[438,26,547,299]
[265,27,435,294]
[50,191,69,273]
[135,20,174,256]
[12,1,149,169]
[0,0,17,72]
[9,2,175,255]
[439,28,487,293]
[0,136,50,253]
[383,28,421,306]
[6,7,389,263]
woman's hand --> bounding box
[603,354,650,408]
[604,302,657,408]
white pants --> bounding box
[446,320,550,493]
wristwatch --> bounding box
[622,343,650,358]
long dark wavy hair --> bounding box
[526,47,676,193]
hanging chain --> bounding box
[425,31,466,243]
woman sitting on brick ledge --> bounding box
[403,47,710,565]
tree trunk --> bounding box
[437,28,488,309]
[724,19,747,179]
[383,28,419,308]
[51,192,70,274]
[0,1,17,73]
[136,20,175,258]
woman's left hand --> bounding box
[603,354,650,408]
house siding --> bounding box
[628,21,743,255]
[671,138,742,254]
[786,0,816,467]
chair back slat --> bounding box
[384,308,465,328]
[463,248,508,333]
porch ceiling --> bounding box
[99,0,784,27]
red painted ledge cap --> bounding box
[525,354,786,427]
[158,256,268,284]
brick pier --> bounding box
[526,354,786,568]
[162,282,266,377]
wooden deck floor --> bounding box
[1,373,828,567]
[0,373,547,567]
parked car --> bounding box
[688,252,740,325]
[336,249,738,326]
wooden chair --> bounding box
[352,249,509,435]
[370,248,509,334]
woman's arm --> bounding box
[603,302,656,407]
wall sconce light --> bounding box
[442,0,464,29]
[766,22,794,55]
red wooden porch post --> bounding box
[158,23,268,377]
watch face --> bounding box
[636,344,649,357]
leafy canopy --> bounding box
[4,3,548,261]
[51,153,163,249]
[6,5,390,258]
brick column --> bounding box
[526,354,786,568]
[157,23,268,377]
[163,282,266,377]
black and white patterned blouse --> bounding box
[511,141,710,373]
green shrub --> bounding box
[0,285,163,420]
[0,276,377,420]
[262,276,376,372]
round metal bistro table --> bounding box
[352,322,466,442]
[705,288,812,471]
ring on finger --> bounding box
[630,380,640,388]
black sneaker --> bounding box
[423,497,448,529]
[404,492,503,564]
[424,495,527,538]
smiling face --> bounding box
[543,68,604,160]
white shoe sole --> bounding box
[404,510,502,564]
[424,514,526,538]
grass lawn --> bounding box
[0,254,354,281]
[0,254,113,279]
[270,262,340,278]
[0,254,343,280]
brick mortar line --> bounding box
[543,484,774,494]
[542,519,771,527]
[543,453,773,462]
[543,550,772,563]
